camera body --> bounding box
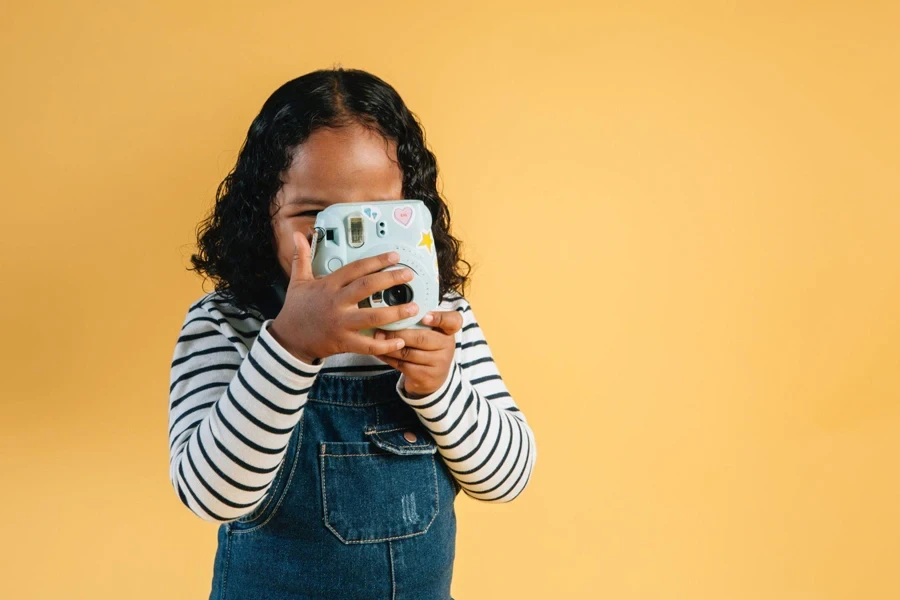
[310,199,440,337]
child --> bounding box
[168,67,537,600]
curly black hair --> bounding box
[189,67,472,315]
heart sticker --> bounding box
[362,206,380,222]
[393,205,413,227]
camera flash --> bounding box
[347,214,365,248]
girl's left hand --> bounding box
[374,310,463,397]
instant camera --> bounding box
[309,199,440,336]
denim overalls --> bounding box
[208,368,461,600]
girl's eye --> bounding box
[297,210,320,217]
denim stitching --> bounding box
[230,410,306,535]
[320,448,440,544]
[364,425,416,435]
[308,398,394,406]
[368,431,437,455]
[388,540,396,600]
[220,527,232,600]
[322,452,392,457]
[306,372,401,406]
[431,450,440,525]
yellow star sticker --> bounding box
[418,231,434,253]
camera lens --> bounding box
[382,284,413,306]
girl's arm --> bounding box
[168,299,323,522]
[396,297,537,502]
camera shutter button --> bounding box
[327,257,344,272]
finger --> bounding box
[376,343,435,366]
[421,310,463,336]
[342,303,419,331]
[289,230,314,283]
[338,266,416,306]
[341,332,407,357]
[376,353,429,377]
[329,250,402,289]
[376,353,403,371]
[374,328,445,351]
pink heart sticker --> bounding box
[393,206,413,227]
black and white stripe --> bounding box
[168,292,536,522]
[169,299,323,522]
[395,301,536,503]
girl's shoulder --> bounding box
[437,290,471,312]
[184,290,267,324]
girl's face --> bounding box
[270,122,403,279]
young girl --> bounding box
[168,67,537,600]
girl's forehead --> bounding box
[279,125,402,205]
[290,124,397,172]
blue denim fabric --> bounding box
[208,370,460,600]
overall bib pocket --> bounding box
[319,427,440,544]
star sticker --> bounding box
[418,231,434,253]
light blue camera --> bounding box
[310,199,440,336]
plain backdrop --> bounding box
[1,1,899,598]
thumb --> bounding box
[290,230,314,283]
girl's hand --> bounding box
[268,231,417,364]
[373,310,463,397]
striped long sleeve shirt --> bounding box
[168,290,537,523]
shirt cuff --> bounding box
[254,319,324,387]
[396,360,458,408]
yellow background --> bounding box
[1,1,898,598]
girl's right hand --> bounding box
[267,230,414,364]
